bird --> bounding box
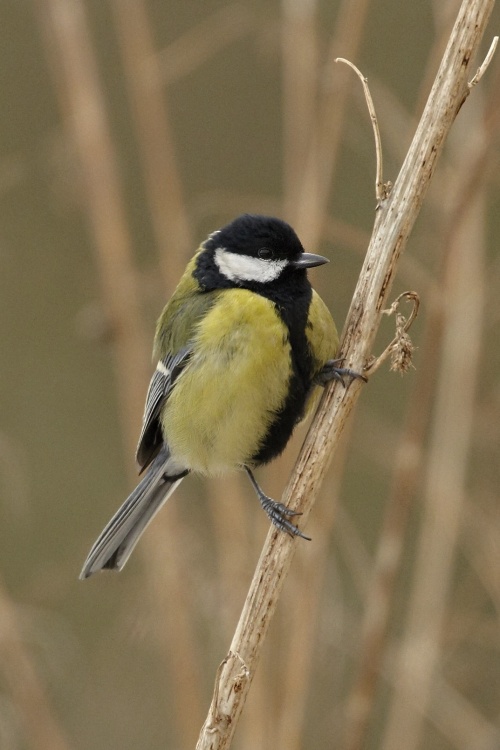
[80,214,363,579]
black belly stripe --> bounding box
[250,284,314,466]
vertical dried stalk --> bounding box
[196,2,496,748]
[381,111,488,750]
[0,577,72,750]
[144,520,205,746]
[36,0,150,459]
[342,300,442,750]
[281,0,319,220]
[343,63,500,747]
[294,0,372,246]
[110,4,205,742]
[111,0,193,292]
[278,0,371,741]
[38,3,205,741]
[275,430,353,750]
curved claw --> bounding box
[314,358,367,388]
[260,496,311,540]
[245,467,311,541]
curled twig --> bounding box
[365,291,420,376]
[335,57,391,204]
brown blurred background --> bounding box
[1,1,500,749]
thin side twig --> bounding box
[196,2,496,748]
[335,57,389,202]
[469,34,498,87]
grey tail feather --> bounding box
[79,447,188,579]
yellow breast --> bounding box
[160,289,292,475]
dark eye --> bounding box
[258,247,273,260]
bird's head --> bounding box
[194,214,328,290]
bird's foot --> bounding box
[259,494,311,540]
[245,467,310,540]
[314,358,367,388]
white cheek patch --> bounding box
[214,247,287,283]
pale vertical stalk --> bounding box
[109,3,205,740]
[277,0,370,742]
[111,0,193,292]
[208,475,253,638]
[428,677,500,749]
[341,75,500,746]
[275,430,352,750]
[0,577,72,750]
[38,2,204,742]
[145,513,205,746]
[281,0,319,220]
[381,109,487,750]
[294,0,372,246]
[341,306,441,750]
[36,0,150,459]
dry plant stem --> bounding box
[278,0,371,736]
[145,511,206,746]
[196,2,496,748]
[335,58,387,201]
[282,0,319,220]
[365,291,420,376]
[37,0,150,460]
[382,88,489,750]
[294,0,372,245]
[344,61,500,746]
[275,428,354,750]
[156,4,254,85]
[384,170,486,750]
[468,35,498,86]
[0,577,72,750]
[111,4,204,740]
[342,297,444,750]
[111,0,193,292]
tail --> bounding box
[80,447,188,579]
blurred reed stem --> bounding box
[275,428,353,750]
[293,0,371,247]
[110,0,193,292]
[38,1,205,744]
[0,577,72,750]
[156,4,255,86]
[381,97,488,750]
[281,0,319,221]
[110,3,206,743]
[341,300,442,750]
[36,0,150,462]
[278,1,370,744]
[344,17,500,747]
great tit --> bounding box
[80,214,361,579]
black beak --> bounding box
[292,252,329,269]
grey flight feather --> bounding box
[136,346,191,472]
[79,446,187,579]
